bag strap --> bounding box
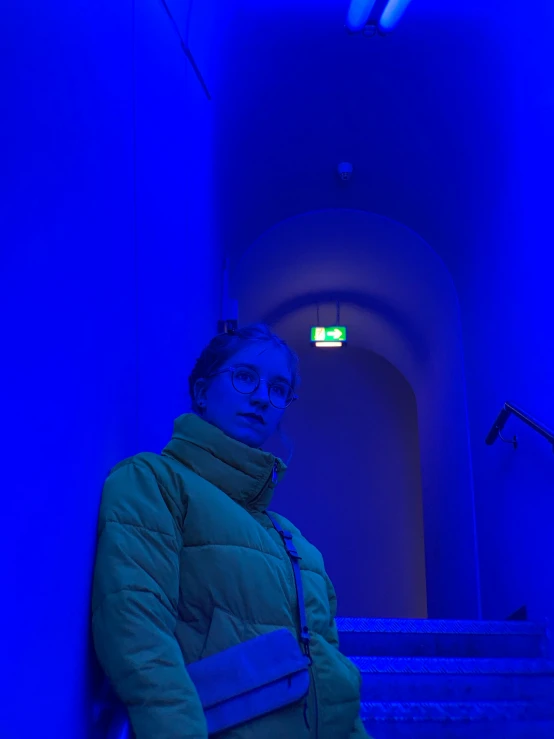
[265,511,311,659]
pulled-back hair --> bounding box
[188,323,300,414]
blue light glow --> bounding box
[379,0,413,32]
[346,0,378,32]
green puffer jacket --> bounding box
[92,413,369,739]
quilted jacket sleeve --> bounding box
[92,459,208,739]
[324,573,371,739]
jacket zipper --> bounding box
[251,460,279,508]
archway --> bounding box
[231,209,481,620]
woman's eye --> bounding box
[236,370,255,382]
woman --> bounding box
[92,323,369,739]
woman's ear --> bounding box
[194,378,208,411]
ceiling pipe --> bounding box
[378,0,413,33]
[346,0,378,32]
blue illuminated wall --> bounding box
[0,1,221,736]
[461,9,554,622]
[214,0,554,624]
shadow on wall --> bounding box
[231,208,481,620]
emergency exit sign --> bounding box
[311,326,347,344]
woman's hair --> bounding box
[188,323,300,414]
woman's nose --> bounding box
[250,380,270,405]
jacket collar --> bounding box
[162,413,286,511]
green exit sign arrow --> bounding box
[311,326,347,343]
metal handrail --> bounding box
[486,401,554,452]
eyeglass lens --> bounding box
[232,367,293,409]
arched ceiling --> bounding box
[212,0,528,284]
[231,209,462,390]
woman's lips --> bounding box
[239,413,265,425]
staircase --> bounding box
[336,617,554,739]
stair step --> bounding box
[362,719,554,739]
[337,618,548,659]
[360,700,554,723]
[354,656,554,702]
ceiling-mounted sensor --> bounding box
[337,162,353,182]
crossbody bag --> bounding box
[102,511,312,738]
[186,511,312,734]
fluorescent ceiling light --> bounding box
[346,0,378,32]
[315,342,343,348]
[379,0,413,32]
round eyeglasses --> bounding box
[209,365,297,409]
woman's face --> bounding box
[196,342,294,448]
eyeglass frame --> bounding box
[207,365,298,409]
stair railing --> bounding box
[486,402,554,452]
